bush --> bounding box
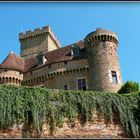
[118,81,139,94]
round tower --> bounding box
[84,28,122,92]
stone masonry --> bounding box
[0,111,128,138]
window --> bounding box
[78,78,87,91]
[71,44,80,57]
[30,71,32,75]
[38,57,43,64]
[111,71,118,84]
[37,54,47,65]
[64,61,68,65]
[73,48,80,56]
[64,84,69,90]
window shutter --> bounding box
[71,49,74,56]
[108,70,112,83]
[116,71,120,84]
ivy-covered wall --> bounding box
[0,85,139,138]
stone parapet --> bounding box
[19,25,61,48]
[84,28,118,46]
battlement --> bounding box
[84,28,118,45]
[19,25,61,48]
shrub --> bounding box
[118,81,139,94]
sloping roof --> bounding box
[44,40,85,65]
[0,51,24,72]
[44,44,72,64]
[24,56,37,72]
[0,40,85,72]
[25,40,85,71]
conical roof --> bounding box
[0,51,25,72]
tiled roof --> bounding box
[28,40,85,71]
[24,56,37,72]
[0,40,85,72]
[44,44,73,65]
[0,51,24,72]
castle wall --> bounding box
[20,34,48,58]
[0,111,128,138]
[23,59,89,90]
[44,69,89,90]
[0,69,23,85]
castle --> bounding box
[0,25,122,92]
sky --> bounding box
[0,2,139,84]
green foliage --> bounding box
[0,85,139,137]
[118,81,139,94]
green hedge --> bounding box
[118,81,139,94]
[0,85,139,137]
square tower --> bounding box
[19,26,61,59]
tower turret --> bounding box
[84,28,122,92]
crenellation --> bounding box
[34,28,41,31]
[19,25,62,59]
[19,25,61,48]
[19,26,49,40]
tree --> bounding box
[118,81,139,94]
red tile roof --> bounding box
[0,52,24,72]
[0,40,85,72]
[24,56,37,72]
[44,44,73,64]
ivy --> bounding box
[0,85,139,137]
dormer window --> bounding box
[71,44,80,57]
[38,57,43,64]
[64,61,68,65]
[37,53,47,65]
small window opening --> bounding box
[64,84,69,90]
[38,57,43,64]
[111,71,118,84]
[64,61,68,65]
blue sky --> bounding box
[0,2,139,84]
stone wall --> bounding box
[47,34,59,52]
[44,69,89,90]
[23,59,89,90]
[0,69,23,85]
[20,34,48,59]
[0,111,128,138]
